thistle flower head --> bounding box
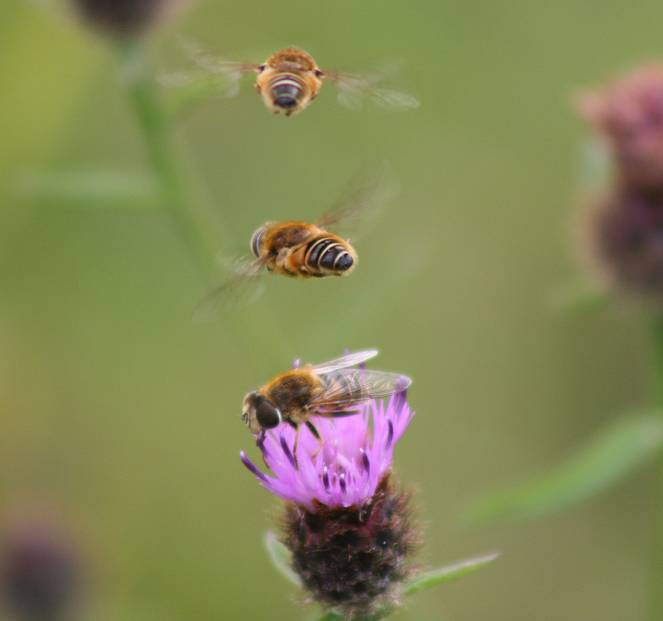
[0,517,80,621]
[580,64,663,191]
[241,388,417,618]
[241,392,413,510]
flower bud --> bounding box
[73,0,181,38]
[0,518,80,621]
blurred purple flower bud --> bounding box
[580,65,663,192]
[0,518,80,621]
[73,0,186,38]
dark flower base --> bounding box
[585,187,663,304]
[282,475,418,619]
[74,0,171,36]
[0,521,79,621]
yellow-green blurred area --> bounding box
[1,1,662,619]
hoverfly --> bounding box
[164,38,420,116]
[242,349,411,460]
[194,170,395,320]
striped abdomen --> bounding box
[303,235,356,276]
[269,73,306,111]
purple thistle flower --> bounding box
[241,385,418,617]
[240,392,414,510]
[580,64,663,192]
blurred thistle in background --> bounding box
[73,0,185,38]
[242,387,497,620]
[466,60,663,620]
[0,514,82,621]
[579,66,663,304]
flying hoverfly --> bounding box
[193,170,395,320]
[164,38,420,116]
[241,349,411,459]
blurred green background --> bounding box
[1,1,662,619]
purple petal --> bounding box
[240,451,269,483]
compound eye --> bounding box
[255,400,282,429]
[250,226,266,257]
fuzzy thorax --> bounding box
[282,474,417,618]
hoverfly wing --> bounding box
[369,88,420,110]
[325,69,420,111]
[310,368,412,414]
[161,36,259,99]
[192,257,266,322]
[315,166,398,240]
[310,349,379,375]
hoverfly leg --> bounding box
[285,419,300,468]
[292,425,301,469]
[256,430,268,467]
[305,420,324,458]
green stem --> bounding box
[117,39,218,283]
[652,315,663,621]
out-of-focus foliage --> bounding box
[466,415,663,523]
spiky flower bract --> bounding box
[241,391,418,618]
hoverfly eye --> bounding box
[255,401,282,429]
[250,227,265,257]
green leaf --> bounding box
[264,531,301,587]
[316,614,344,621]
[15,169,158,204]
[403,552,501,596]
[466,415,663,524]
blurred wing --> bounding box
[310,349,379,374]
[193,257,267,322]
[315,167,398,239]
[160,36,259,99]
[310,368,412,413]
[325,69,420,111]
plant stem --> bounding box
[117,39,219,283]
[652,314,663,621]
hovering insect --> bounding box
[165,39,420,116]
[194,171,394,319]
[241,349,411,457]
